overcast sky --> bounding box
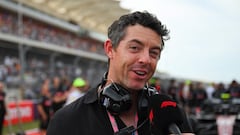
[120,0,240,84]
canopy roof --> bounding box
[14,0,130,35]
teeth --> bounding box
[136,71,145,75]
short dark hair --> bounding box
[108,11,170,49]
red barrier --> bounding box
[3,100,34,126]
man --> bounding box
[50,76,66,113]
[47,11,194,135]
[64,77,87,106]
[37,83,52,135]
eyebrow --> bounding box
[128,39,143,45]
[128,39,162,50]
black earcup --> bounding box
[100,83,132,115]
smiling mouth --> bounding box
[135,70,147,76]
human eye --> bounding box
[129,44,141,52]
[150,49,161,59]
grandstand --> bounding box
[0,0,131,100]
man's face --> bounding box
[105,24,162,91]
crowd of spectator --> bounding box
[0,48,107,96]
[0,7,107,93]
[0,8,105,55]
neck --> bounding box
[119,91,139,127]
[120,110,138,128]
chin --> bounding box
[128,83,145,90]
[126,78,146,90]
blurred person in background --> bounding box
[228,80,240,98]
[167,78,180,103]
[49,76,61,96]
[193,82,207,111]
[47,11,194,135]
[205,82,215,100]
[178,82,186,107]
[64,77,88,106]
[186,83,196,114]
[37,83,52,135]
[0,82,7,135]
[50,76,66,113]
[212,82,227,99]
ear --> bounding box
[104,39,114,59]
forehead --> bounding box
[123,24,162,46]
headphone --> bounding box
[100,83,132,115]
[99,72,152,116]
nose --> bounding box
[138,50,151,64]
